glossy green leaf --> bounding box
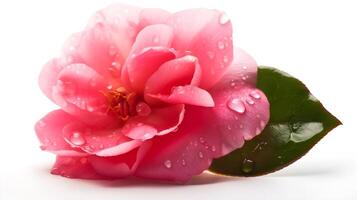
[209,66,341,176]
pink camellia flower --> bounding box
[35,4,269,182]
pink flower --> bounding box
[35,4,270,182]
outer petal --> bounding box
[216,48,258,88]
[167,9,233,89]
[210,86,270,155]
[52,63,118,127]
[88,142,151,178]
[51,156,106,179]
[122,104,185,140]
[134,106,221,182]
[62,122,142,157]
[35,110,87,156]
[39,56,80,101]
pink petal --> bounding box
[144,55,201,97]
[122,46,176,92]
[167,9,233,89]
[122,104,185,140]
[210,85,270,155]
[147,85,214,107]
[62,123,142,157]
[35,110,87,156]
[38,56,81,101]
[215,48,258,88]
[51,156,106,179]
[88,142,151,178]
[138,8,171,29]
[72,4,143,81]
[134,107,221,182]
[52,63,118,127]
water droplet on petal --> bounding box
[181,159,186,166]
[223,55,229,63]
[217,41,225,50]
[38,120,46,128]
[199,137,205,143]
[164,160,172,168]
[246,97,255,105]
[207,51,215,59]
[250,90,261,99]
[219,12,230,25]
[70,131,85,146]
[107,84,113,90]
[198,151,204,158]
[136,102,152,116]
[227,98,245,114]
[242,66,247,70]
[152,36,159,43]
[173,86,184,94]
[87,106,95,112]
[241,158,254,173]
[211,146,216,152]
[239,124,244,129]
[109,45,118,56]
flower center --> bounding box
[104,87,138,121]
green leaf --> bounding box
[209,66,341,176]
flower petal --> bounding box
[210,85,270,155]
[215,48,258,89]
[51,156,106,179]
[121,46,176,92]
[134,107,221,182]
[167,9,233,89]
[145,55,201,98]
[88,142,151,178]
[38,56,80,101]
[53,63,118,127]
[62,122,142,157]
[138,8,171,29]
[35,110,87,156]
[147,85,214,107]
[122,104,185,140]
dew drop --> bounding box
[219,13,230,25]
[164,160,172,168]
[260,120,266,128]
[227,125,232,130]
[246,97,255,105]
[255,127,261,135]
[227,98,245,114]
[152,36,159,43]
[250,90,261,99]
[207,51,215,59]
[181,159,186,166]
[241,158,254,173]
[107,84,113,90]
[199,137,205,143]
[70,132,85,146]
[211,146,216,152]
[136,102,152,116]
[223,55,229,63]
[217,41,225,50]
[198,151,204,158]
[173,86,185,94]
[38,120,46,128]
[239,124,244,129]
[109,45,118,56]
[242,66,247,70]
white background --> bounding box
[0,0,356,199]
